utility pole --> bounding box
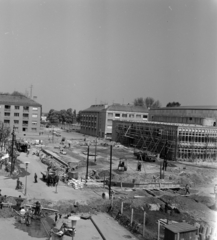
[85,145,89,183]
[94,135,97,162]
[109,145,112,198]
[10,126,15,175]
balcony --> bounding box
[4,108,11,112]
[23,109,29,113]
[22,124,28,127]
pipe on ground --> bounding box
[90,216,106,240]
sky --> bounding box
[0,0,217,112]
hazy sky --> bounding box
[1,0,217,112]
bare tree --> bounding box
[144,97,161,109]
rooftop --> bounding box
[82,104,108,113]
[0,94,41,107]
[113,119,217,129]
[106,104,148,113]
[165,222,197,233]
[151,106,217,111]
[82,104,148,113]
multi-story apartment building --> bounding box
[0,94,42,135]
[80,104,148,138]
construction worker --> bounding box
[34,173,38,183]
[16,178,20,190]
[137,161,142,171]
[185,184,190,195]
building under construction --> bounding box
[112,120,217,161]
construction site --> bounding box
[112,120,217,162]
[0,126,217,240]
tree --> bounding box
[166,102,181,107]
[76,111,82,123]
[47,108,75,124]
[0,123,11,151]
[133,98,145,107]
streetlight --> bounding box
[94,135,98,162]
[85,145,90,184]
[24,162,30,196]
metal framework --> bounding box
[114,120,217,161]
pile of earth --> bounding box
[189,194,215,208]
[159,194,216,227]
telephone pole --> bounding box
[10,126,15,175]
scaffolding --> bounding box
[115,122,177,160]
[114,121,217,162]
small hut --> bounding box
[164,222,197,240]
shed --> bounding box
[164,222,197,240]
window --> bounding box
[115,113,120,118]
[4,120,10,124]
[143,115,148,119]
[23,106,29,111]
[108,113,113,117]
[122,114,127,118]
[23,121,28,125]
[32,114,38,118]
[5,105,11,109]
[15,106,20,110]
[23,114,29,118]
[136,114,141,118]
[32,122,37,125]
[32,107,38,111]
[14,120,19,124]
[4,112,10,116]
[14,113,19,117]
[32,128,37,131]
[107,119,113,126]
[129,114,134,118]
[189,117,192,121]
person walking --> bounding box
[185,184,190,195]
[54,212,58,222]
[34,173,38,183]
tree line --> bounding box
[46,108,77,124]
[133,97,181,108]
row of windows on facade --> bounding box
[13,127,37,131]
[82,113,148,119]
[4,112,38,117]
[3,105,38,111]
[110,113,148,118]
[4,120,37,125]
[80,126,96,130]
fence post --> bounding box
[130,208,134,226]
[120,202,124,214]
[143,211,146,237]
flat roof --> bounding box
[113,120,217,129]
[0,94,41,107]
[151,106,217,111]
[106,104,148,113]
[165,222,197,233]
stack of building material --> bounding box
[68,178,84,189]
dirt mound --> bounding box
[189,194,215,208]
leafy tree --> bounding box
[166,102,181,107]
[0,123,11,150]
[76,111,82,123]
[47,108,75,124]
[133,97,145,107]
